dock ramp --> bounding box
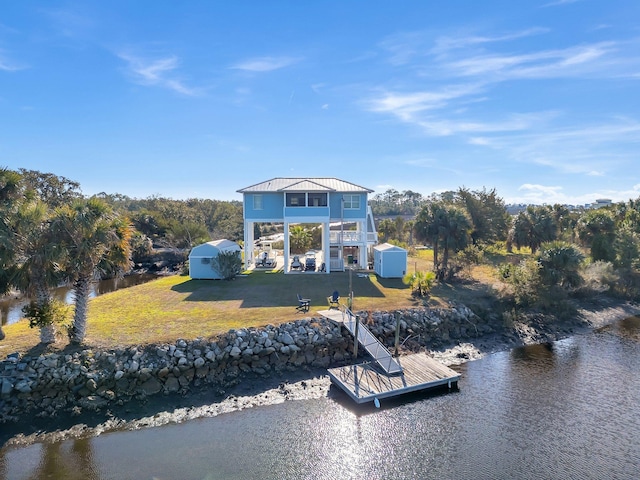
[319,308,403,375]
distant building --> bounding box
[590,199,612,209]
[189,239,241,279]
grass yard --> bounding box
[0,257,425,354]
[0,249,503,355]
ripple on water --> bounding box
[2,318,640,480]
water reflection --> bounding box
[2,316,639,479]
[0,274,158,327]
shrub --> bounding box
[498,258,543,307]
[22,299,69,330]
[581,260,618,293]
[212,251,242,280]
[402,270,436,297]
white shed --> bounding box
[189,239,241,279]
[373,243,408,279]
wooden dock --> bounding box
[327,353,460,404]
[319,309,461,404]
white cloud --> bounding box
[117,53,199,96]
[365,83,483,122]
[0,50,25,71]
[311,83,325,94]
[321,104,329,110]
[519,184,563,195]
[510,183,640,206]
[510,184,590,205]
[380,28,550,66]
[542,0,582,7]
[404,158,436,167]
[503,118,640,165]
[431,28,549,57]
[444,42,616,79]
[230,56,300,72]
[469,137,491,146]
[378,31,429,66]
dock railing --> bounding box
[339,305,403,375]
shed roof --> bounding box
[190,239,240,256]
[374,242,407,252]
[209,239,240,250]
[237,177,373,194]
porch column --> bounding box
[283,222,290,274]
[322,221,330,273]
[358,220,367,268]
[244,221,255,269]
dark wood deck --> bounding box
[327,352,460,404]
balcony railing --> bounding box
[330,258,344,271]
[330,231,378,244]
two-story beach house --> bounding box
[237,177,378,273]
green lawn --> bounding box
[0,249,502,355]
[1,259,430,354]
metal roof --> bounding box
[190,239,240,254]
[374,242,407,252]
[237,177,373,194]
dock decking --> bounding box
[327,352,460,404]
[319,308,461,404]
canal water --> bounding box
[0,274,158,326]
[1,316,639,479]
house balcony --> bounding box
[283,206,330,219]
[330,231,378,245]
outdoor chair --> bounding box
[296,293,310,313]
[327,290,340,309]
[263,255,275,268]
[305,257,316,271]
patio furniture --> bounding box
[327,290,340,309]
[304,251,316,271]
[296,293,310,313]
[255,251,267,267]
[263,254,276,268]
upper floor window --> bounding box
[286,192,306,207]
[253,194,263,210]
[343,194,360,209]
[308,193,327,207]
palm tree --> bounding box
[289,225,312,254]
[0,168,24,341]
[402,270,436,297]
[414,202,471,280]
[577,209,616,262]
[1,199,63,343]
[53,198,132,344]
[508,206,557,254]
[439,207,472,280]
[538,241,584,289]
[377,218,396,243]
[414,202,447,272]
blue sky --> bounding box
[1,1,639,206]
